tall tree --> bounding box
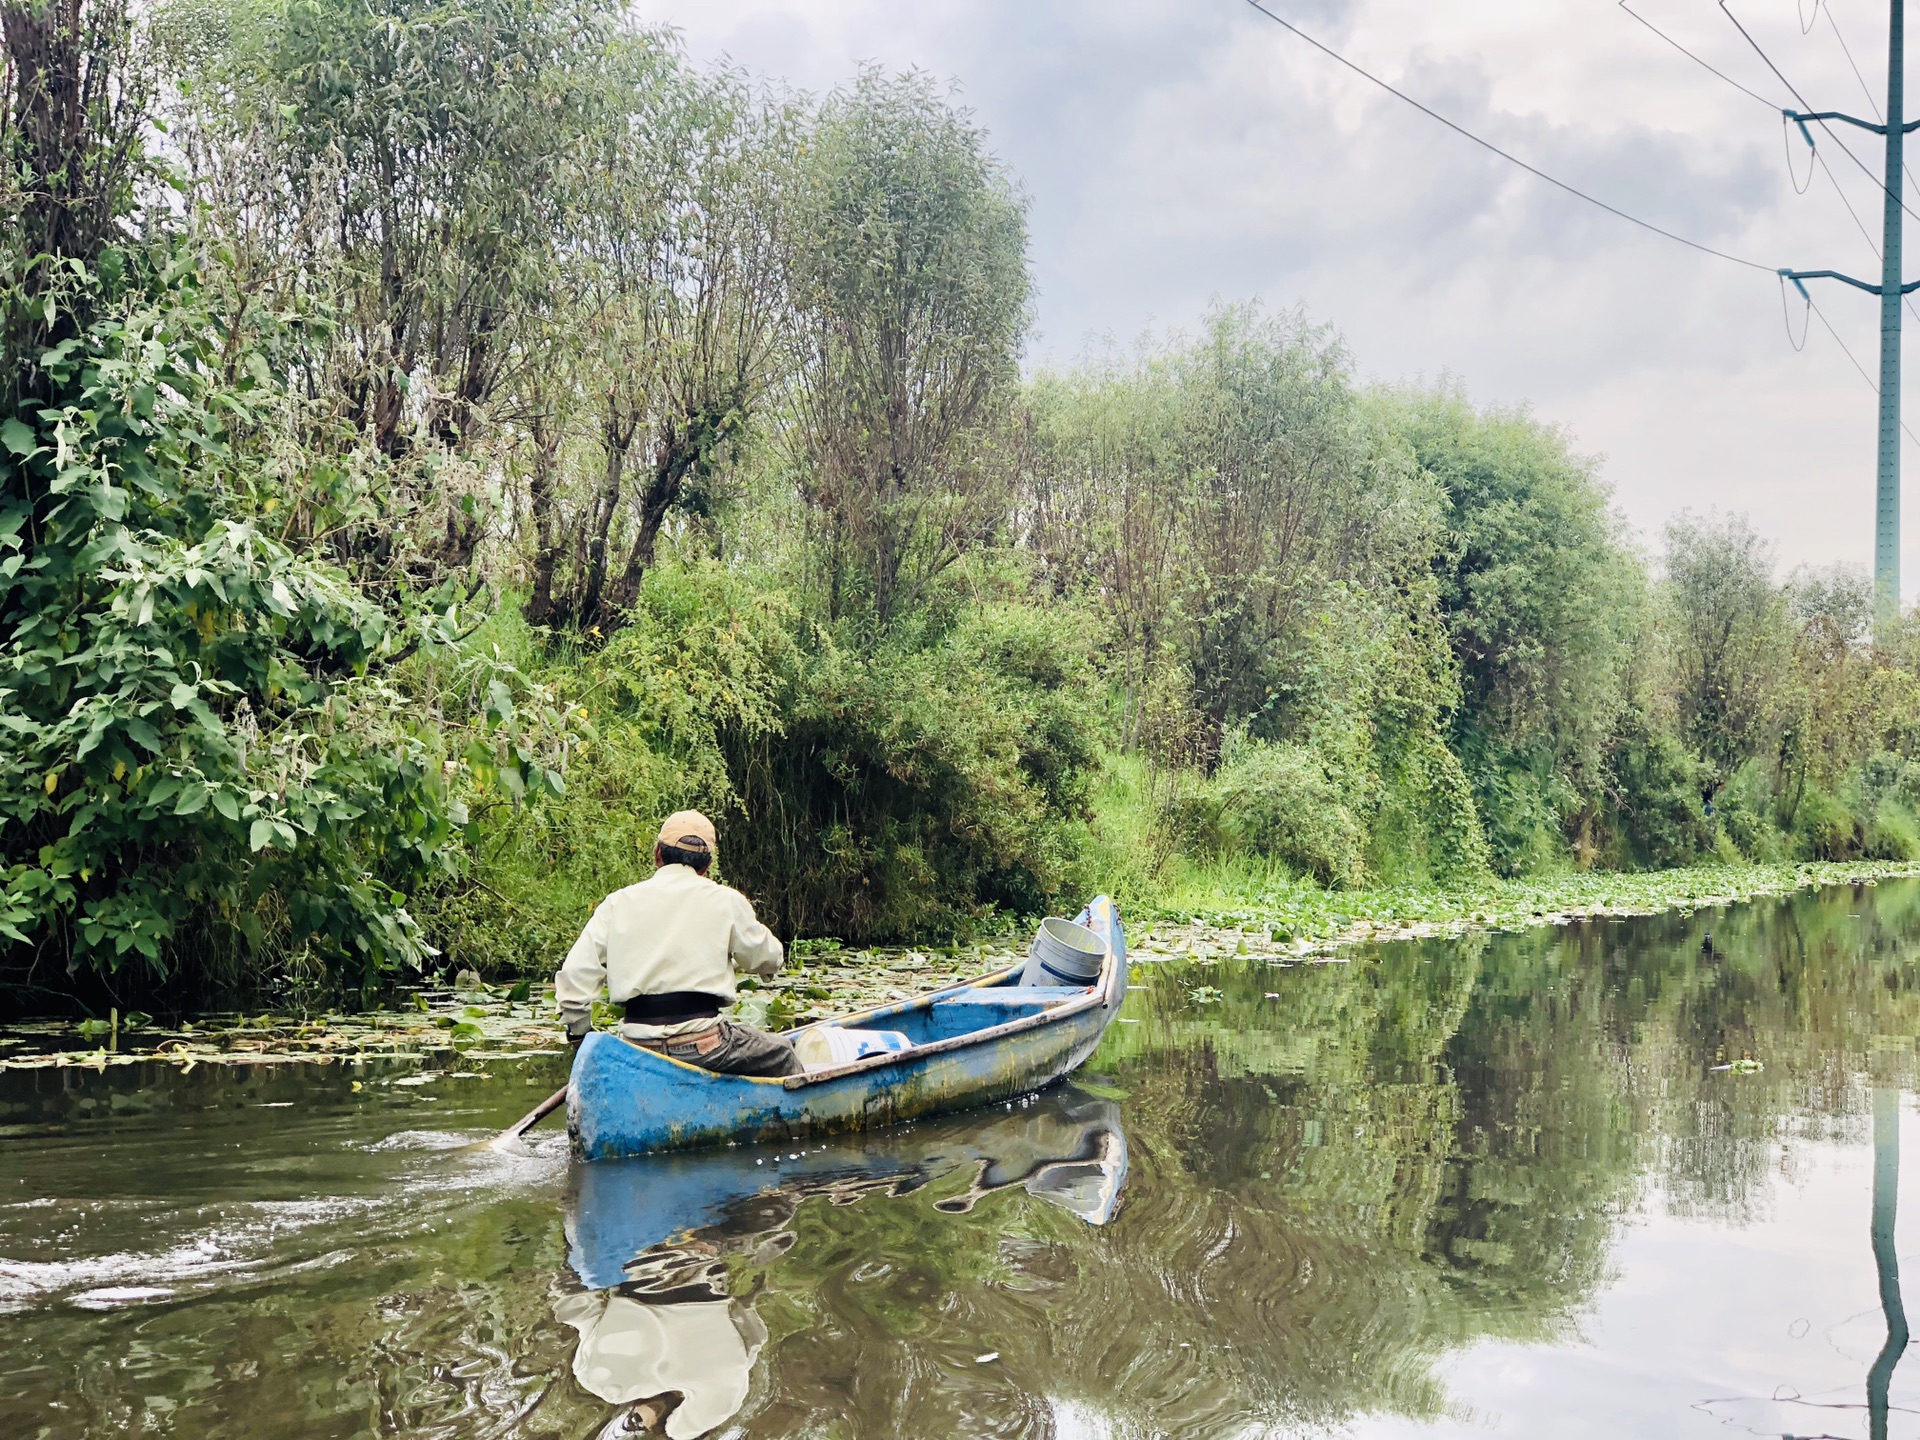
[786,67,1029,625]
[165,0,640,588]
[3,0,147,405]
[1,0,568,999]
[1662,512,1790,781]
[1387,386,1640,870]
[523,59,793,634]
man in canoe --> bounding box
[555,809,803,1076]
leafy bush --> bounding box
[1271,586,1489,886]
[1450,731,1574,877]
[0,241,566,1001]
[1713,761,1784,862]
[1864,800,1920,862]
[727,602,1101,939]
[1387,385,1638,872]
[1791,785,1856,862]
[1602,716,1711,868]
[1835,756,1920,862]
[434,567,1106,967]
[1213,737,1367,888]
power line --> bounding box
[1617,2,1784,109]
[1827,2,1884,118]
[1618,3,1920,324]
[1817,147,1883,253]
[1804,290,1920,449]
[1238,0,1775,271]
[1718,0,1920,225]
[1807,147,1920,336]
[1240,1,1920,453]
[1822,1,1920,198]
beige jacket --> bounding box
[556,864,784,1037]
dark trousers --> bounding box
[639,1020,802,1077]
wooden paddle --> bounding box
[493,1084,569,1147]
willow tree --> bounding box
[523,59,794,635]
[786,67,1029,626]
[1023,361,1187,750]
[1661,512,1791,783]
[159,0,636,587]
[1385,387,1640,871]
[1167,305,1426,747]
[1023,308,1441,755]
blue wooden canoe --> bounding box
[567,895,1128,1161]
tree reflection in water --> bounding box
[13,881,1920,1437]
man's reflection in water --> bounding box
[556,1087,1129,1437]
[554,1289,765,1439]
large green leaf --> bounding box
[1,417,36,456]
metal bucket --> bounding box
[1020,916,1106,988]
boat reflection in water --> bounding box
[555,1085,1128,1437]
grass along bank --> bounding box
[7,861,1914,1075]
[1127,858,1920,957]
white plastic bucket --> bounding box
[792,1025,913,1072]
[1020,916,1106,988]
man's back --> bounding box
[554,809,801,1077]
[584,863,783,1003]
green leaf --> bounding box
[174,786,209,816]
[248,818,274,852]
[487,678,515,724]
[0,418,35,456]
[212,789,240,822]
[505,979,531,1003]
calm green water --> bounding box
[10,881,1920,1438]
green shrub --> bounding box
[725,598,1103,941]
[434,567,1106,968]
[1453,731,1573,877]
[0,238,567,1003]
[1714,761,1785,861]
[1602,716,1711,868]
[1835,755,1920,862]
[1213,737,1367,888]
[1790,785,1856,861]
[1865,799,1920,862]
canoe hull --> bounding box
[569,896,1127,1160]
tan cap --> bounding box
[656,809,717,858]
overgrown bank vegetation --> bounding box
[6,0,1920,1012]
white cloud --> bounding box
[633,0,1920,593]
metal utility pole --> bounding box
[1880,3,1906,632]
[1782,0,1918,636]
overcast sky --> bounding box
[631,0,1920,593]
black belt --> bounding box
[622,991,723,1025]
